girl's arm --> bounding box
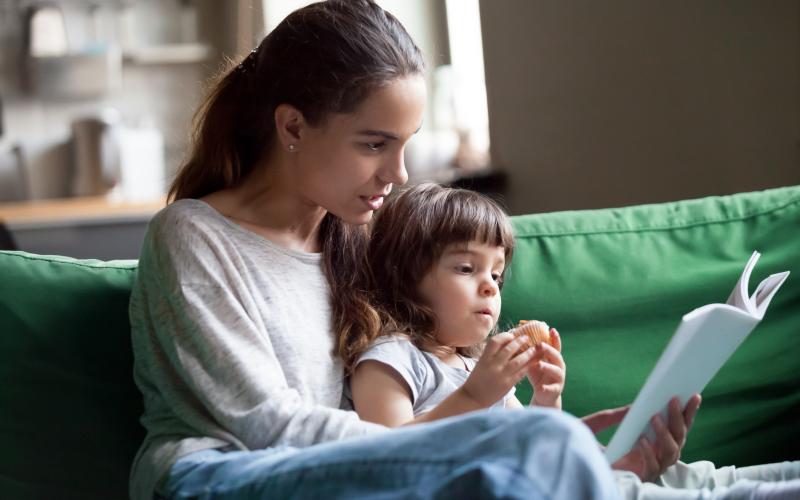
[351,332,536,427]
[505,396,524,409]
[351,361,487,427]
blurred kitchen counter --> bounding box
[0,195,166,226]
[0,195,166,260]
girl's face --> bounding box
[294,76,426,225]
[417,241,506,348]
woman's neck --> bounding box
[201,160,327,253]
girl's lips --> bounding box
[476,310,494,321]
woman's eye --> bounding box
[365,142,385,152]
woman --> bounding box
[129,1,694,498]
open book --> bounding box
[604,251,790,463]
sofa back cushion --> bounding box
[501,185,800,467]
[0,252,143,499]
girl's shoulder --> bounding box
[360,333,426,365]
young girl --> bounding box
[349,183,800,500]
[348,182,567,427]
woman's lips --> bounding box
[362,195,384,210]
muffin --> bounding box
[515,320,558,351]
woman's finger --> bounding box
[684,394,702,429]
[582,406,630,434]
[638,437,660,481]
[666,397,687,449]
[652,414,680,470]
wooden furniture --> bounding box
[0,195,165,259]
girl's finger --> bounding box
[537,343,565,367]
[508,344,536,369]
[498,334,530,361]
[484,331,517,356]
[550,328,562,352]
[542,383,564,393]
[535,362,565,382]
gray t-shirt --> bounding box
[129,199,385,500]
[353,335,515,416]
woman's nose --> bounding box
[379,152,408,186]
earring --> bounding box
[288,144,297,152]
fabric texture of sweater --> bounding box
[128,199,385,500]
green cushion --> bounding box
[501,185,800,467]
[0,252,143,500]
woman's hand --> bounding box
[461,331,536,408]
[582,395,702,482]
[527,328,565,409]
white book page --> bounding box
[725,251,760,314]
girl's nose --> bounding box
[480,279,498,297]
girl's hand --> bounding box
[582,395,702,482]
[461,330,537,408]
[528,328,565,409]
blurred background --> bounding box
[0,0,798,259]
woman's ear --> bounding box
[274,104,306,153]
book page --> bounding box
[753,271,790,318]
[725,251,760,314]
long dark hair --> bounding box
[168,0,425,363]
[339,183,516,373]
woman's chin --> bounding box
[336,210,375,226]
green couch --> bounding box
[2,185,798,499]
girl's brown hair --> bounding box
[168,0,424,361]
[339,183,515,372]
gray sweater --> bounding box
[129,199,385,500]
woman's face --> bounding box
[295,76,426,225]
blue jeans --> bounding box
[159,408,620,499]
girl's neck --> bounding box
[425,342,465,369]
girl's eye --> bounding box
[456,264,473,274]
[491,273,502,282]
[365,142,385,152]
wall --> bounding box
[480,0,800,214]
[0,0,209,199]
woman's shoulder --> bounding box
[138,199,242,277]
[150,199,224,233]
